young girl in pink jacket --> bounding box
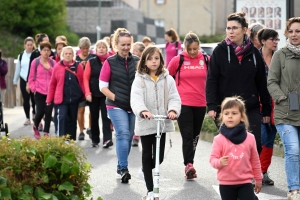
[209,97,262,200]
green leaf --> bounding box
[1,188,11,199]
[71,164,79,174]
[40,193,52,199]
[58,181,74,194]
[62,153,75,163]
[41,172,49,183]
[23,185,33,194]
[51,195,59,200]
[61,162,70,175]
[44,154,57,168]
[97,198,103,200]
[0,176,7,187]
[70,195,79,200]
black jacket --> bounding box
[106,52,139,111]
[89,57,103,97]
[206,40,271,116]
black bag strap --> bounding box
[19,52,24,62]
[174,54,184,86]
[175,41,179,55]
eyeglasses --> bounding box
[268,38,280,42]
[118,32,132,37]
[225,26,242,32]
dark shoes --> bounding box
[132,139,139,147]
[103,140,113,148]
[78,132,85,140]
[120,168,131,183]
[262,172,274,185]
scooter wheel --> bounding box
[4,123,8,136]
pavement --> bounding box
[3,106,288,200]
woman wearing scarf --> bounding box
[267,17,300,199]
[84,40,113,148]
[206,12,271,156]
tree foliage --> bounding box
[0,0,79,47]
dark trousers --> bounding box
[177,106,206,165]
[89,96,112,144]
[56,103,79,140]
[141,133,166,192]
[34,92,53,133]
[20,78,35,118]
[219,183,255,200]
[214,108,262,155]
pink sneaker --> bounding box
[33,126,41,140]
[185,163,197,179]
[44,133,49,137]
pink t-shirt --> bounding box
[210,133,262,185]
[168,51,207,107]
[165,41,182,66]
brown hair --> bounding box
[55,41,67,50]
[257,28,279,46]
[219,96,249,129]
[112,28,133,52]
[137,46,165,76]
[227,12,248,28]
[24,37,36,50]
[284,17,300,37]
[40,41,52,50]
[56,35,68,45]
[165,28,180,42]
[183,31,200,49]
[142,36,152,43]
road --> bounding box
[4,106,287,200]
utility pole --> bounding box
[97,0,101,41]
[177,0,180,35]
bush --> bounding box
[0,136,95,200]
[201,116,219,135]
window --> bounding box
[155,0,166,4]
[155,19,165,27]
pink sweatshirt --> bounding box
[168,51,207,107]
[28,57,56,95]
[210,133,262,185]
[165,41,182,66]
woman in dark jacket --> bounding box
[206,12,271,155]
[84,39,112,148]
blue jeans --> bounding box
[108,108,135,170]
[261,123,277,148]
[276,124,300,191]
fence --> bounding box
[3,57,22,108]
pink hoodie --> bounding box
[168,51,207,107]
[210,133,262,185]
[28,57,56,95]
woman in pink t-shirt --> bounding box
[165,28,182,66]
[168,31,208,179]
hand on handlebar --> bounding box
[168,111,177,120]
[141,111,153,119]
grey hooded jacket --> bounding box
[130,70,181,136]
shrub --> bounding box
[201,116,219,135]
[0,136,94,200]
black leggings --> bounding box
[219,183,255,200]
[34,92,53,133]
[177,105,206,165]
[141,133,166,192]
[20,78,35,118]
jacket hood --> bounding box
[135,69,170,80]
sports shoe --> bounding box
[138,167,146,185]
[120,168,131,183]
[132,139,139,147]
[103,140,113,148]
[185,163,197,179]
[33,126,41,140]
[116,169,121,179]
[86,128,92,139]
[78,132,85,140]
[288,191,300,200]
[91,143,99,148]
[262,172,274,185]
[44,133,49,137]
[38,123,43,132]
[142,191,159,200]
[23,119,31,125]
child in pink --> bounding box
[209,97,262,200]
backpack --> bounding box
[174,51,209,86]
[19,52,24,62]
[34,58,55,80]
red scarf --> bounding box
[97,54,109,63]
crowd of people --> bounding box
[4,11,300,200]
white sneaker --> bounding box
[142,191,153,200]
[288,191,300,200]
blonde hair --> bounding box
[60,46,76,61]
[78,37,91,48]
[133,42,145,54]
[183,31,200,50]
[24,37,36,50]
[219,96,249,129]
[56,35,68,45]
[94,39,109,53]
[112,28,133,52]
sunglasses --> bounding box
[118,32,132,37]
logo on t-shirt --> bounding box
[199,60,204,66]
[229,144,245,169]
[184,61,190,65]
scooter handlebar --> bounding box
[140,113,177,120]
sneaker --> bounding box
[288,191,300,200]
[142,191,159,200]
[23,119,31,126]
[185,163,197,179]
[86,128,92,139]
[91,143,99,148]
[103,140,113,148]
[120,168,131,183]
[33,126,41,140]
[44,133,49,137]
[78,132,85,140]
[116,169,122,179]
[132,139,139,147]
[38,123,43,132]
[138,167,146,185]
[262,172,274,185]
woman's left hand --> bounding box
[168,111,177,120]
[262,116,270,123]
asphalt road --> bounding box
[4,106,288,200]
